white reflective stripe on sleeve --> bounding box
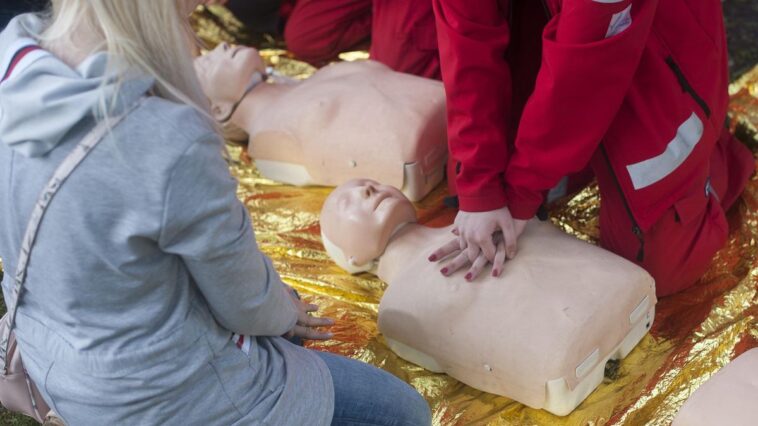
[626,112,704,190]
[606,4,632,38]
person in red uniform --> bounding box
[284,0,440,79]
[429,0,755,297]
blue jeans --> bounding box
[314,351,432,426]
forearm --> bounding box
[159,133,298,337]
[433,0,513,212]
[185,227,298,337]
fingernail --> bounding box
[441,268,449,276]
[465,273,472,281]
[428,254,437,262]
[492,269,499,277]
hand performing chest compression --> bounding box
[428,208,528,280]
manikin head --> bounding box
[320,179,417,273]
[194,43,265,121]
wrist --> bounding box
[503,185,542,220]
[457,192,508,213]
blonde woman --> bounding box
[0,2,430,425]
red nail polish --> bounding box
[492,269,499,277]
[428,254,437,261]
[441,268,448,275]
[465,273,472,281]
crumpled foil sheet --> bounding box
[189,6,758,423]
[729,67,758,153]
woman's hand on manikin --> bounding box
[284,286,335,341]
[428,207,527,280]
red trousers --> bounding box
[284,0,440,79]
[596,128,755,297]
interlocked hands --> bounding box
[428,207,527,280]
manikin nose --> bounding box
[361,184,376,198]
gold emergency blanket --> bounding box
[190,5,758,424]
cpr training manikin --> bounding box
[319,179,657,416]
[673,348,758,426]
[195,44,448,201]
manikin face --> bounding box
[194,43,263,118]
[321,179,417,268]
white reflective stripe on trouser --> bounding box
[626,112,704,190]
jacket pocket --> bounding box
[209,340,274,418]
[652,0,726,123]
[673,190,708,225]
[665,56,711,118]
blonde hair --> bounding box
[41,0,210,117]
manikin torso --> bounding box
[673,348,758,426]
[373,220,656,414]
[232,60,448,201]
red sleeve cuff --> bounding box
[504,185,543,220]
[457,190,508,213]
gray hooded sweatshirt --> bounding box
[0,14,333,425]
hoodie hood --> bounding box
[0,14,154,157]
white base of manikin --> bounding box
[255,160,314,186]
[385,338,446,374]
[402,160,446,203]
[254,159,445,202]
[385,302,655,417]
[543,304,654,416]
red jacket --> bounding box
[435,0,730,230]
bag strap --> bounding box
[1,101,141,372]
